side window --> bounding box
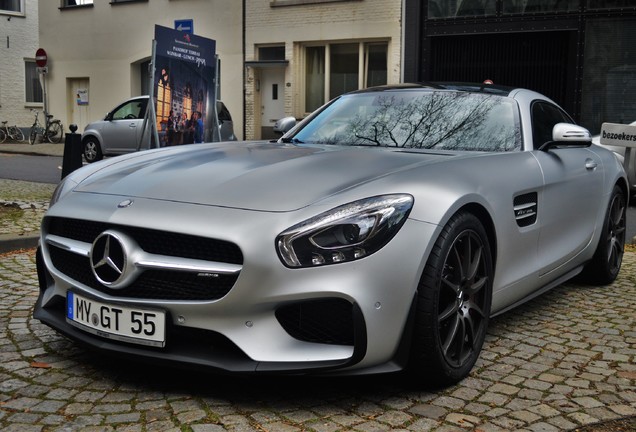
[531,102,573,149]
[112,100,145,120]
[217,102,232,122]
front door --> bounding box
[260,68,286,140]
[101,98,148,154]
[68,78,90,133]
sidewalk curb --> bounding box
[0,150,56,157]
[0,233,39,254]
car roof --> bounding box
[346,82,516,97]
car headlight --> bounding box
[276,194,414,268]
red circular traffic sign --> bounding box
[35,48,48,67]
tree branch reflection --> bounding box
[297,92,520,152]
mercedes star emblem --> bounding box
[91,231,127,286]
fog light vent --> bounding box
[275,298,354,346]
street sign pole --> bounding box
[35,48,49,116]
[138,40,160,150]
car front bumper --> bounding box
[34,191,437,374]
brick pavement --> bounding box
[0,247,634,431]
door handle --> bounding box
[585,159,598,170]
[129,123,137,128]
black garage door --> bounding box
[429,31,576,114]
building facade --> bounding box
[38,0,243,138]
[0,0,40,129]
[403,0,636,135]
[244,0,403,140]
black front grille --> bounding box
[47,217,243,264]
[46,217,242,301]
[276,299,354,346]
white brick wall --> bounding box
[0,0,39,130]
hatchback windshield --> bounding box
[292,90,521,152]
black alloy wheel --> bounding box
[409,212,493,386]
[582,185,626,285]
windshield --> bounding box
[292,90,521,152]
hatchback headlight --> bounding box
[276,194,414,268]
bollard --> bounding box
[61,124,83,179]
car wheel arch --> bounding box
[441,202,498,270]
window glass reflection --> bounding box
[0,0,20,12]
[429,0,497,18]
[588,0,634,9]
[293,91,521,152]
[503,0,578,14]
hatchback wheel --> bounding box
[83,137,103,163]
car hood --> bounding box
[74,141,451,212]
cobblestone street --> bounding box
[0,247,634,431]
[0,178,635,431]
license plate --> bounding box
[66,291,166,348]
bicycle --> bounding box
[29,109,64,145]
[0,120,25,143]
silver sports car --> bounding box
[35,84,628,386]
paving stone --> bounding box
[106,413,142,424]
[191,425,227,432]
[408,403,447,419]
[526,421,559,432]
[407,418,440,431]
[445,412,481,428]
[509,409,541,423]
[375,410,412,426]
[568,412,599,425]
[353,420,392,431]
[29,399,66,414]
[176,409,207,423]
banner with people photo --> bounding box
[153,24,217,146]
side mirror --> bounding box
[273,116,296,135]
[539,123,592,151]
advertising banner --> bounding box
[153,24,217,145]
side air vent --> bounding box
[513,193,538,227]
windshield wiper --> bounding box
[281,137,304,144]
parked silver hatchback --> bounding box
[82,96,236,163]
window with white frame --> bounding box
[62,0,94,6]
[25,61,43,104]
[110,0,148,4]
[271,0,362,7]
[0,0,23,13]
[304,42,388,112]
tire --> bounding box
[408,212,493,387]
[9,126,24,142]
[83,137,103,163]
[580,185,626,285]
[0,129,6,143]
[47,121,63,143]
[29,127,39,145]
